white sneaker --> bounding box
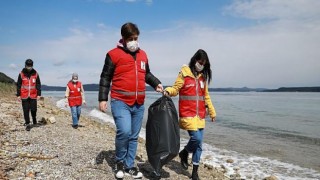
[114,162,124,179]
[116,170,124,179]
[125,167,143,179]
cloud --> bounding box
[97,23,107,29]
[1,1,319,88]
[141,1,320,88]
[9,63,18,70]
[0,26,118,85]
[100,0,152,4]
[53,60,66,66]
[3,16,319,88]
[145,0,152,5]
[225,0,320,21]
[99,0,121,3]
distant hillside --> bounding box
[209,87,267,92]
[213,87,320,92]
[42,84,268,92]
[42,84,152,91]
[0,72,15,84]
[41,84,320,92]
[0,72,16,94]
[84,84,99,91]
[41,85,66,91]
[42,84,100,91]
[263,87,320,92]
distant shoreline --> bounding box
[41,84,320,92]
[1,72,319,92]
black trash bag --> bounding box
[146,95,180,174]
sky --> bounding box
[0,0,319,89]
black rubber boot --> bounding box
[179,148,189,170]
[151,170,161,180]
[32,118,38,127]
[26,124,31,131]
[191,165,199,180]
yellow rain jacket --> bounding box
[165,65,216,130]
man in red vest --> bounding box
[65,73,86,129]
[99,22,163,179]
[16,59,41,131]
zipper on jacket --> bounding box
[196,78,199,116]
[135,60,138,100]
[28,77,31,98]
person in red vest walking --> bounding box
[16,59,42,131]
[164,49,216,180]
[65,73,86,129]
[99,22,163,179]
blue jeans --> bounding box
[70,106,81,126]
[110,99,145,169]
[185,128,204,165]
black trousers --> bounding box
[21,98,37,125]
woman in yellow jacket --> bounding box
[164,49,216,180]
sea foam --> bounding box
[55,98,320,179]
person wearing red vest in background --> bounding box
[98,22,163,179]
[164,49,216,180]
[16,59,42,131]
[65,73,86,129]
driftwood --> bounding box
[18,154,58,160]
[0,149,58,160]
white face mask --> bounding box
[195,62,204,72]
[72,79,78,83]
[126,40,139,52]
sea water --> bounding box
[43,91,320,180]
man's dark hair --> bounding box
[121,22,140,40]
[25,59,33,67]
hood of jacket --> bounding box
[22,68,37,78]
[116,39,140,55]
[180,64,202,79]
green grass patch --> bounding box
[0,82,16,95]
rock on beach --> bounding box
[0,93,228,180]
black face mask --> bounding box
[26,67,33,72]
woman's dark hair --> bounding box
[188,49,212,84]
[121,22,140,40]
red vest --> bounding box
[67,81,83,107]
[20,72,38,99]
[108,48,147,105]
[179,76,206,119]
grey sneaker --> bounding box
[125,167,142,179]
[114,162,124,179]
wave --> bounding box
[55,98,320,179]
[87,106,320,179]
[220,121,320,145]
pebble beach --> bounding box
[0,92,229,180]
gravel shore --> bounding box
[0,92,230,180]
